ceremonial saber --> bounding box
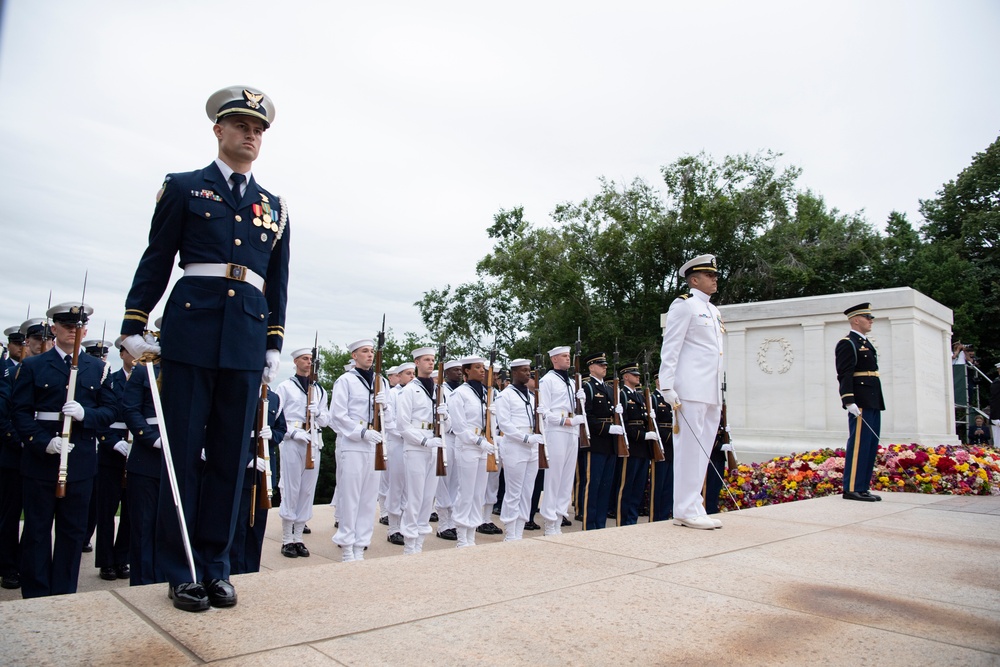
[674,406,742,511]
[146,360,198,583]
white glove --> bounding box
[488,403,497,416]
[644,431,658,441]
[259,424,273,442]
[113,440,131,457]
[614,403,624,415]
[262,349,280,384]
[426,436,444,448]
[62,400,85,422]
[307,402,320,418]
[374,390,388,406]
[846,403,861,417]
[362,428,383,445]
[478,438,497,456]
[661,388,680,407]
[46,437,74,455]
[609,424,625,435]
[545,411,564,426]
[153,437,162,450]
[527,434,544,446]
[536,406,548,418]
[255,456,267,472]
[291,428,311,445]
[122,333,161,358]
[576,388,586,404]
[200,448,206,461]
[436,403,449,417]
[570,414,586,426]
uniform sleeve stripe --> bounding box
[124,314,148,323]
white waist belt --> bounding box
[35,412,61,421]
[183,263,265,292]
[410,420,433,430]
[110,422,127,429]
[146,417,160,425]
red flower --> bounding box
[936,456,956,472]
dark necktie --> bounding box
[230,173,246,204]
[65,355,72,370]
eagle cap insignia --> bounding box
[243,89,263,110]
[711,257,717,268]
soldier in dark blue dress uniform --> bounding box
[90,339,131,581]
[616,364,656,525]
[118,86,289,611]
[579,353,620,530]
[0,359,21,589]
[11,302,118,598]
[649,379,674,522]
[835,303,885,502]
[230,386,285,575]
[3,326,23,374]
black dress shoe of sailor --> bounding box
[0,574,20,589]
[477,522,502,535]
[204,578,237,608]
[388,532,405,545]
[281,543,299,558]
[523,520,540,531]
[436,527,457,540]
[429,512,439,522]
[861,491,882,501]
[168,583,210,612]
[843,491,877,502]
[294,542,310,557]
[100,567,117,581]
[302,524,311,534]
[561,517,572,527]
[116,564,130,579]
[379,515,389,525]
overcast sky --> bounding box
[1,0,998,373]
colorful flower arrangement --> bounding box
[718,444,1000,512]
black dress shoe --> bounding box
[116,564,130,579]
[561,517,572,527]
[436,528,457,540]
[524,520,540,531]
[82,542,93,553]
[281,543,299,558]
[204,578,237,608]
[477,522,502,535]
[387,532,404,545]
[574,513,583,522]
[168,583,210,612]
[861,491,882,501]
[0,574,20,589]
[302,524,311,534]
[492,506,501,516]
[843,491,877,502]
[294,542,310,557]
[429,512,439,522]
[379,515,389,525]
[100,567,117,581]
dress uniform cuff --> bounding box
[267,333,284,352]
[121,319,146,337]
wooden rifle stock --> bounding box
[645,386,666,462]
[255,384,272,510]
[484,357,498,473]
[611,355,628,457]
[304,339,317,470]
[532,354,548,469]
[372,343,387,472]
[574,350,591,449]
[56,319,85,498]
[433,346,447,476]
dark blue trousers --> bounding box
[649,460,673,521]
[230,474,268,575]
[581,451,616,530]
[618,456,650,526]
[155,361,255,586]
[20,475,93,598]
[95,464,130,568]
[844,409,881,494]
[705,449,726,514]
[127,472,161,585]
[0,466,22,578]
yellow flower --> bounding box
[878,476,890,484]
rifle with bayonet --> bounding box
[372,316,387,471]
[643,355,666,463]
[433,342,447,476]
[250,383,273,526]
[611,342,629,458]
[56,274,87,498]
[574,328,591,449]
[304,332,318,470]
[717,374,737,470]
[533,348,549,469]
[484,349,499,473]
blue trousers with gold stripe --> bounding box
[581,451,616,530]
[844,409,880,494]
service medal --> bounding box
[253,217,262,227]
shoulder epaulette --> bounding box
[679,294,692,300]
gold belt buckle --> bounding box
[226,263,249,282]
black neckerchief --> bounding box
[446,379,462,391]
[552,369,570,384]
[466,379,486,403]
[511,382,531,403]
[353,366,375,391]
[511,382,535,430]
[294,374,310,394]
[416,376,435,400]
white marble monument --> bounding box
[661,287,959,462]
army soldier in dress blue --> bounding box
[578,353,619,531]
[11,302,118,598]
[649,377,674,522]
[90,339,131,581]
[118,86,289,612]
[0,358,21,589]
[835,303,885,502]
[659,254,724,530]
[616,363,657,525]
[230,386,285,574]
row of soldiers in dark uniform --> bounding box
[0,309,282,597]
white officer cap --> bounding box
[678,254,718,279]
[548,346,570,357]
[206,86,275,129]
[291,347,312,359]
[20,318,47,337]
[47,301,94,324]
[4,326,23,341]
[396,362,415,373]
[444,359,463,371]
[411,346,435,359]
[348,339,374,353]
[509,358,531,368]
[82,339,112,351]
[459,355,487,366]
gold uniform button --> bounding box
[228,289,236,297]
[204,212,211,218]
[235,215,242,222]
[260,314,265,319]
[235,238,242,246]
[185,302,191,308]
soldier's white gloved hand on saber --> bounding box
[846,403,861,417]
[122,334,161,358]
[661,388,680,408]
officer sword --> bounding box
[673,406,743,511]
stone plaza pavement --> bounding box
[2,492,999,666]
